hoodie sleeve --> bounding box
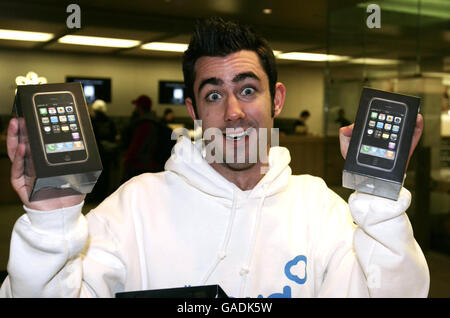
[0,202,91,297]
[349,188,430,297]
[315,184,429,297]
[0,198,127,298]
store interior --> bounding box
[0,0,448,297]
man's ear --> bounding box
[272,82,286,118]
[185,97,197,121]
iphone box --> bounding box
[342,87,420,200]
[12,83,102,201]
[116,285,228,298]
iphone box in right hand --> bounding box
[12,82,102,202]
[343,87,420,201]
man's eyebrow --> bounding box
[198,77,223,94]
[197,72,260,94]
[232,72,260,83]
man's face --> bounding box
[186,50,285,171]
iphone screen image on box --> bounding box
[33,92,88,165]
[357,98,407,172]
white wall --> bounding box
[0,49,324,134]
[277,64,324,136]
[0,49,186,117]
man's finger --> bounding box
[339,123,354,138]
[10,142,25,181]
[408,114,423,158]
[404,114,424,171]
[6,118,19,162]
[339,123,354,159]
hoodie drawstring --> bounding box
[199,190,238,285]
[238,184,269,297]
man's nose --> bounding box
[224,94,245,122]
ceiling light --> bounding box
[141,42,188,52]
[272,50,282,56]
[349,58,400,65]
[0,29,54,42]
[58,35,140,48]
[263,8,272,14]
[276,52,349,62]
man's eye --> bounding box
[241,87,255,96]
[206,92,221,102]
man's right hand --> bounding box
[7,118,85,211]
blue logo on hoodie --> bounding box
[257,255,307,298]
[284,255,307,285]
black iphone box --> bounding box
[342,87,420,200]
[12,82,102,201]
[115,285,229,298]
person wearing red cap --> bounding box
[121,95,174,183]
[132,95,152,112]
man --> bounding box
[1,17,428,298]
[293,110,310,135]
[336,108,351,128]
[89,99,119,202]
[160,108,175,127]
[122,95,166,182]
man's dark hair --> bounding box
[182,17,278,118]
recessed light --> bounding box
[263,8,272,14]
[141,42,188,52]
[58,35,140,48]
[0,29,54,42]
[277,52,349,62]
[349,58,400,65]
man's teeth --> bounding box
[225,128,252,140]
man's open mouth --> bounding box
[224,128,254,141]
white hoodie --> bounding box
[0,136,429,297]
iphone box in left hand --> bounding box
[12,82,102,201]
[343,87,420,201]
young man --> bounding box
[293,110,310,135]
[1,17,428,298]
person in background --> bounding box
[293,110,310,135]
[120,97,143,150]
[335,108,351,128]
[121,95,161,182]
[89,99,119,202]
[121,95,176,183]
[160,108,175,127]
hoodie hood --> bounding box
[165,136,292,200]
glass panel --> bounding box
[325,0,450,252]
